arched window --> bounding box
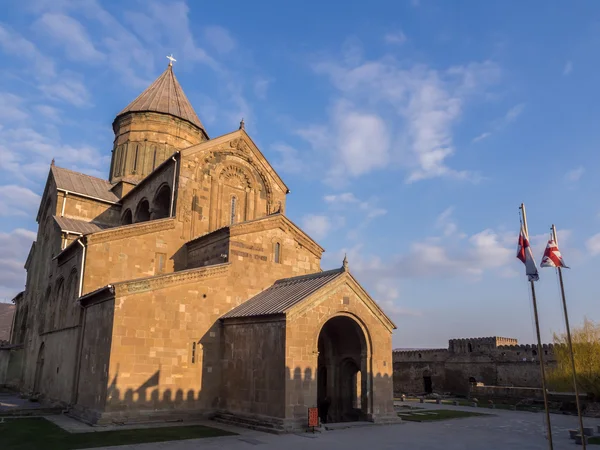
[152,185,171,220]
[38,287,51,334]
[135,199,150,223]
[52,278,64,330]
[133,145,139,173]
[152,147,158,171]
[66,270,79,326]
[274,242,281,264]
[121,209,133,225]
[230,196,237,225]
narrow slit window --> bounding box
[274,242,281,264]
[230,196,237,225]
[191,342,196,364]
[133,145,139,172]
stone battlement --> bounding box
[393,348,448,355]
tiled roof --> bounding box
[0,303,15,341]
[51,166,118,203]
[116,65,205,132]
[53,216,113,235]
[221,268,344,319]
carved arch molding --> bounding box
[195,138,275,209]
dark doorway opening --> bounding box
[423,376,433,394]
[317,316,369,423]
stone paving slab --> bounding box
[83,403,600,450]
[0,393,44,411]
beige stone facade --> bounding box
[8,64,397,431]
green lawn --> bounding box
[0,417,236,450]
[589,437,600,445]
[398,409,490,422]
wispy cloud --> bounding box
[36,13,105,62]
[472,103,525,143]
[585,233,600,256]
[587,233,600,256]
[0,24,56,77]
[323,192,387,219]
[203,26,236,54]
[505,103,525,123]
[0,93,29,122]
[254,78,272,100]
[0,185,41,217]
[39,72,91,107]
[563,60,573,76]
[564,166,584,183]
[271,143,308,174]
[301,215,333,240]
[0,228,36,301]
[302,49,500,184]
[384,31,407,45]
[472,132,491,143]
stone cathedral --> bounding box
[6,62,397,431]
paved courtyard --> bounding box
[82,403,600,450]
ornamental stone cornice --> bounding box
[86,217,176,245]
[114,263,230,296]
[181,129,289,194]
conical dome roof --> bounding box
[116,64,205,132]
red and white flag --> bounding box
[540,239,569,269]
[517,227,539,281]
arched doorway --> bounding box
[33,343,45,394]
[317,315,369,423]
[423,369,433,394]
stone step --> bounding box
[0,407,63,417]
[211,414,285,435]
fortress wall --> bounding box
[393,338,557,396]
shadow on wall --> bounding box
[101,363,392,423]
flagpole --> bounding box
[521,203,554,450]
[552,224,586,448]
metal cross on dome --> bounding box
[166,54,177,66]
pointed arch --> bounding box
[52,278,65,330]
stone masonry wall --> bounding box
[221,318,286,418]
[58,191,121,226]
[83,218,183,293]
[110,112,206,184]
[393,339,557,396]
[186,232,229,269]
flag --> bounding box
[517,227,539,281]
[540,239,569,269]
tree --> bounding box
[547,318,600,398]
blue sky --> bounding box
[0,0,599,348]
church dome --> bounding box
[115,64,206,134]
[109,63,209,184]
